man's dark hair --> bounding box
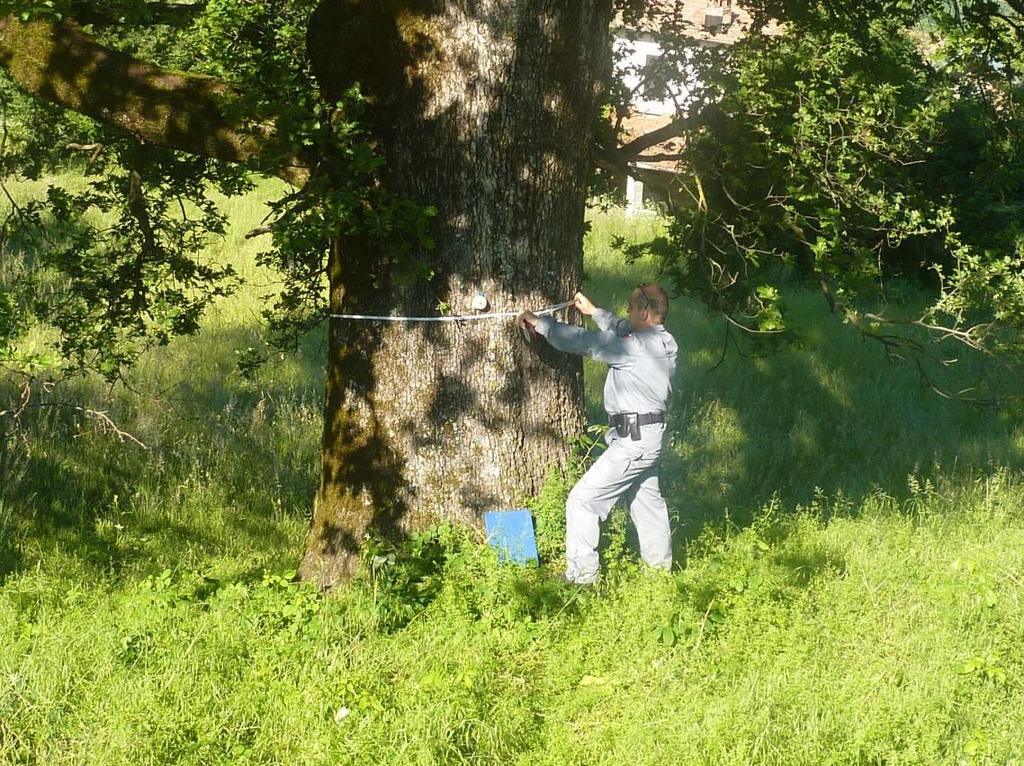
[632,284,669,321]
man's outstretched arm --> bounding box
[517,294,633,365]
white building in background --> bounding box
[613,1,752,214]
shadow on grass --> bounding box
[0,321,326,582]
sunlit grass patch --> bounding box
[2,183,1024,764]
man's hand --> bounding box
[573,291,598,316]
[516,310,539,331]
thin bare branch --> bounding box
[634,153,685,163]
[245,225,274,239]
[720,311,785,335]
[614,115,694,161]
[1,379,148,448]
[66,141,105,170]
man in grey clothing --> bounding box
[517,285,678,584]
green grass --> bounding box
[2,182,1024,764]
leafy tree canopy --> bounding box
[0,0,393,379]
[0,0,1022,401]
[616,0,1024,400]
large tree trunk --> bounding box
[299,0,613,585]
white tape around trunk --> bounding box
[329,300,573,323]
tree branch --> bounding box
[66,140,105,169]
[0,15,308,185]
[614,115,692,161]
[634,152,685,163]
[0,378,148,448]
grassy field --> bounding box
[2,180,1024,765]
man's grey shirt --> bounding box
[534,308,678,416]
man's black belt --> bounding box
[609,411,665,440]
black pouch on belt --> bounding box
[612,413,641,441]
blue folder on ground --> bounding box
[483,509,539,566]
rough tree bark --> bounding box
[299,0,614,585]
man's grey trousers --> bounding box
[565,424,672,584]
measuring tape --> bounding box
[329,300,573,323]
